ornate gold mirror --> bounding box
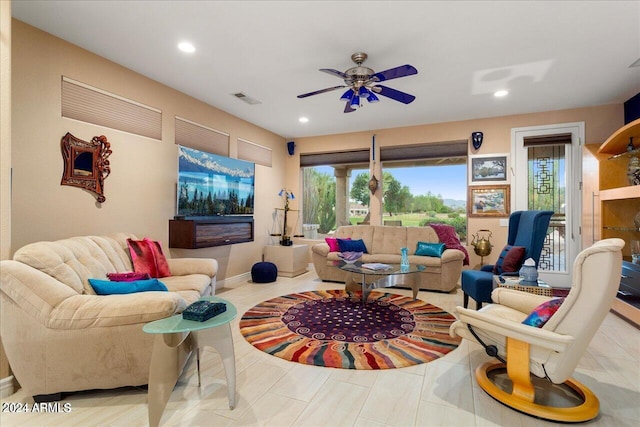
[60,132,112,202]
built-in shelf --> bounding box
[602,226,639,232]
[598,117,640,155]
[599,185,640,201]
[607,147,640,160]
[599,118,640,328]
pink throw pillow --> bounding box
[107,272,151,282]
[326,237,349,252]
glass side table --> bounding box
[143,296,237,427]
[493,275,553,297]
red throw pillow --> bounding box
[428,223,470,265]
[493,245,526,274]
[127,238,172,278]
[502,246,526,273]
[127,239,157,277]
[144,238,172,278]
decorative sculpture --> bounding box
[60,132,111,202]
[278,189,295,246]
[368,175,378,195]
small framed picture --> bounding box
[469,154,509,185]
[468,185,510,217]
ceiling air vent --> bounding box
[232,92,262,105]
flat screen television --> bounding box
[177,145,255,216]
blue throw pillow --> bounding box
[337,238,368,253]
[415,241,445,257]
[88,278,168,295]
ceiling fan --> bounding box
[297,52,418,113]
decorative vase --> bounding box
[519,258,538,284]
[628,154,640,186]
[400,247,409,268]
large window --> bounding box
[302,166,337,235]
[302,155,467,241]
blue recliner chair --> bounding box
[461,210,554,309]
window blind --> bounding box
[174,116,229,156]
[62,77,162,140]
[300,150,370,167]
[237,138,272,167]
[523,133,573,147]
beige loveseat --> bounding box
[312,225,465,292]
[0,233,217,400]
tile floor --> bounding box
[1,270,639,426]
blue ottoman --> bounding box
[251,262,278,283]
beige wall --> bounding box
[288,104,623,267]
[1,0,12,384]
[11,19,287,279]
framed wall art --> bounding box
[468,185,510,217]
[469,153,509,185]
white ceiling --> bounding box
[12,1,640,140]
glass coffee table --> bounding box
[338,261,425,303]
[143,296,237,427]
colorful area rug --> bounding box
[239,290,461,369]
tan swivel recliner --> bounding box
[450,238,624,422]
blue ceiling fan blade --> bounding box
[320,68,349,79]
[297,85,346,98]
[344,100,356,113]
[371,85,416,104]
[371,65,417,82]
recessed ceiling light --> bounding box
[178,42,195,53]
[299,117,309,123]
[494,90,509,97]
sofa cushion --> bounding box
[337,238,368,253]
[88,278,168,295]
[161,274,212,296]
[371,226,407,255]
[13,234,139,295]
[415,242,445,257]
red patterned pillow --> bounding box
[107,272,151,282]
[127,238,172,278]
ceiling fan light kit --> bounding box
[297,52,418,113]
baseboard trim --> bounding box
[0,375,14,398]
[218,272,251,290]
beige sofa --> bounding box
[312,225,465,292]
[0,233,217,400]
